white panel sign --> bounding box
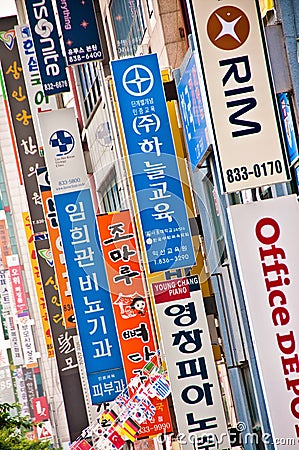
[228,195,299,446]
[190,0,288,192]
[152,275,231,450]
[38,108,89,195]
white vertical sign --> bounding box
[152,275,231,450]
[189,0,288,192]
[228,195,299,446]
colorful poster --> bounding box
[97,209,172,437]
[152,275,231,450]
[228,194,299,446]
[111,54,195,273]
[54,0,103,65]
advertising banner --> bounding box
[0,218,12,269]
[228,195,299,446]
[17,311,38,368]
[24,0,70,95]
[6,315,24,366]
[7,254,28,314]
[15,24,57,154]
[53,188,126,404]
[39,107,126,404]
[278,92,299,165]
[111,54,195,273]
[22,367,37,419]
[177,52,211,170]
[0,15,47,235]
[38,107,88,195]
[0,366,15,404]
[37,167,75,329]
[0,316,9,368]
[97,209,172,437]
[189,0,288,192]
[22,212,54,358]
[14,366,31,416]
[152,275,231,450]
[54,0,103,65]
[32,396,50,422]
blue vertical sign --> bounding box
[111,54,195,273]
[177,53,210,170]
[54,0,103,65]
[278,93,299,165]
[54,188,126,404]
[25,0,70,95]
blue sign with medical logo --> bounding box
[111,54,195,273]
[25,0,70,95]
[177,53,210,170]
[54,0,103,65]
[54,188,126,403]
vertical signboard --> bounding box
[6,315,24,366]
[6,254,28,314]
[152,275,231,450]
[17,311,38,368]
[37,167,76,329]
[278,92,299,165]
[228,195,299,446]
[0,366,15,404]
[0,15,47,235]
[111,54,195,273]
[54,0,103,65]
[97,209,172,437]
[23,367,37,419]
[22,212,54,359]
[15,24,57,153]
[0,218,12,269]
[39,108,126,404]
[32,396,50,422]
[189,0,288,192]
[177,52,211,170]
[24,0,70,95]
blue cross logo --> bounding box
[49,130,75,156]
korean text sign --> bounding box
[97,210,172,437]
[228,195,299,446]
[111,54,195,273]
[152,275,231,450]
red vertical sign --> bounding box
[97,210,172,437]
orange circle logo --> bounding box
[207,6,250,50]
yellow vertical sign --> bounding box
[22,212,54,358]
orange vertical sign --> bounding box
[22,213,54,358]
[37,169,76,329]
[97,210,172,438]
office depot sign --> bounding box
[228,195,299,446]
[190,0,288,192]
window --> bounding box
[110,0,146,57]
[77,61,101,119]
[99,168,122,213]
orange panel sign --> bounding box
[97,210,172,438]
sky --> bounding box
[1,0,17,17]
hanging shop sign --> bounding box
[189,0,289,192]
[278,92,299,165]
[37,167,75,329]
[39,108,126,404]
[6,254,28,314]
[228,194,299,447]
[152,275,231,450]
[177,52,211,170]
[54,0,103,65]
[111,53,195,273]
[24,0,70,95]
[97,209,172,437]
[15,24,57,154]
